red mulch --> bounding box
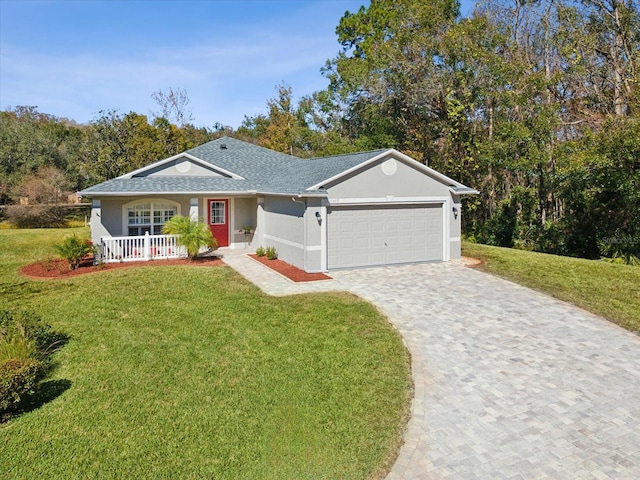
[20,254,223,279]
[248,254,332,283]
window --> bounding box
[210,201,226,225]
[126,201,178,236]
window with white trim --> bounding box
[126,201,178,236]
[210,201,226,224]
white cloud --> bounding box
[0,1,349,127]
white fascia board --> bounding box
[329,196,448,206]
[306,148,476,192]
[256,191,329,198]
[449,187,480,195]
[84,190,329,198]
[118,152,245,180]
[83,190,253,197]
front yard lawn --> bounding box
[0,228,411,479]
[462,241,640,333]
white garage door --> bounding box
[327,203,443,269]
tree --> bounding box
[83,110,196,184]
[237,83,350,157]
[262,83,298,155]
[323,0,462,161]
[12,166,68,204]
[151,87,194,127]
[0,107,81,203]
[555,0,640,119]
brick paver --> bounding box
[221,250,640,479]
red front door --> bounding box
[208,199,229,247]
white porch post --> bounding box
[90,199,101,244]
[189,198,198,220]
[256,197,265,247]
[144,231,150,260]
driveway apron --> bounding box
[223,252,640,479]
[332,263,640,480]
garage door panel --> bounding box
[328,204,443,269]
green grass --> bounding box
[0,228,411,479]
[462,241,640,333]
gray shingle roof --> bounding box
[79,176,253,195]
[186,137,300,178]
[78,136,476,196]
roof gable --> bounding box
[304,149,478,195]
[120,152,244,180]
[134,155,233,178]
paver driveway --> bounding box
[223,251,640,479]
[332,263,640,479]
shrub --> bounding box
[0,358,42,412]
[0,310,66,355]
[255,246,266,257]
[0,328,37,363]
[6,204,67,228]
[598,233,640,266]
[265,246,278,260]
[162,215,214,259]
[53,234,94,270]
[0,310,65,414]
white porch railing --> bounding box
[99,233,187,263]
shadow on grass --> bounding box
[1,379,72,424]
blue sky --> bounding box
[0,0,476,129]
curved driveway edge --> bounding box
[222,251,640,479]
[333,263,640,480]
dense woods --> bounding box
[1,0,638,261]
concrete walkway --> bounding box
[220,250,640,479]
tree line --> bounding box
[1,0,638,261]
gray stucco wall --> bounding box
[230,197,257,246]
[450,195,462,258]
[90,195,191,244]
[302,197,324,272]
[326,156,452,199]
[261,196,306,269]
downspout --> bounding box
[291,197,307,271]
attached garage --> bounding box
[327,203,444,269]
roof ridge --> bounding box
[308,148,389,161]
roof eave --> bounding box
[449,187,480,195]
[255,190,328,198]
[78,190,258,197]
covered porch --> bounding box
[90,195,259,263]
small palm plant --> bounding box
[162,215,216,259]
[53,234,94,270]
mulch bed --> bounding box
[20,255,223,279]
[248,254,332,283]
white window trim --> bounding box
[122,198,181,236]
